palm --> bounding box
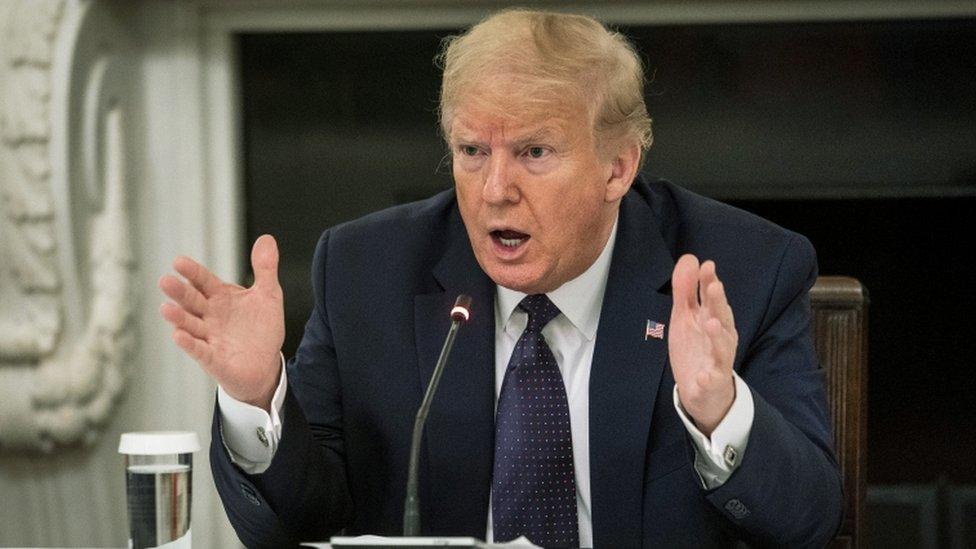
[204,282,284,399]
[668,307,714,388]
[159,235,285,409]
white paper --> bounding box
[304,534,539,548]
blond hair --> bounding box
[437,9,652,155]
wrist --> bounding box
[240,356,282,413]
[682,379,735,438]
[693,406,729,438]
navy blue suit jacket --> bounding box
[211,176,843,548]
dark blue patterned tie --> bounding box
[493,294,579,547]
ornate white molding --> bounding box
[0,0,137,452]
[0,0,62,362]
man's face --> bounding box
[451,96,622,294]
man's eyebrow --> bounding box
[511,127,560,147]
[449,128,485,145]
[449,126,562,147]
[450,134,480,145]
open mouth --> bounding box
[491,229,530,249]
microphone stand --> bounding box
[403,295,472,537]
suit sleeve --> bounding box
[210,230,353,548]
[705,234,843,547]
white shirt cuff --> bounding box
[673,371,754,489]
[216,352,288,474]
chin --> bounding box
[484,265,548,294]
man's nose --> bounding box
[482,154,520,205]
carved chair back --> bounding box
[810,276,868,549]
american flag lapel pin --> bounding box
[645,319,665,340]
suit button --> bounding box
[724,498,750,520]
[241,483,261,506]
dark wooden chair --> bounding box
[810,277,868,549]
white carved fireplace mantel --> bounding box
[0,0,973,546]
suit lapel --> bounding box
[414,206,496,537]
[590,191,675,547]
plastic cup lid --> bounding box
[118,431,201,455]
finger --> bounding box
[671,254,701,313]
[173,256,224,298]
[699,260,718,287]
[698,260,717,316]
[704,317,736,372]
[251,235,281,292]
[158,275,208,316]
[172,329,215,369]
[706,278,735,332]
[161,302,208,340]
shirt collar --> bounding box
[495,217,618,341]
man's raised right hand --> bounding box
[159,234,285,412]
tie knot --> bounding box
[518,294,560,332]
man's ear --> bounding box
[605,141,641,203]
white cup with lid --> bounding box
[119,431,200,549]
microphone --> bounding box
[403,294,472,537]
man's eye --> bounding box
[460,145,481,156]
[525,147,547,159]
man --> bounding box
[159,9,842,548]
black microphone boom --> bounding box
[403,294,472,536]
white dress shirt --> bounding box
[218,219,755,547]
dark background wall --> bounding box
[240,18,976,544]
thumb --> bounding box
[251,234,280,289]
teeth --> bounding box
[499,237,524,247]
